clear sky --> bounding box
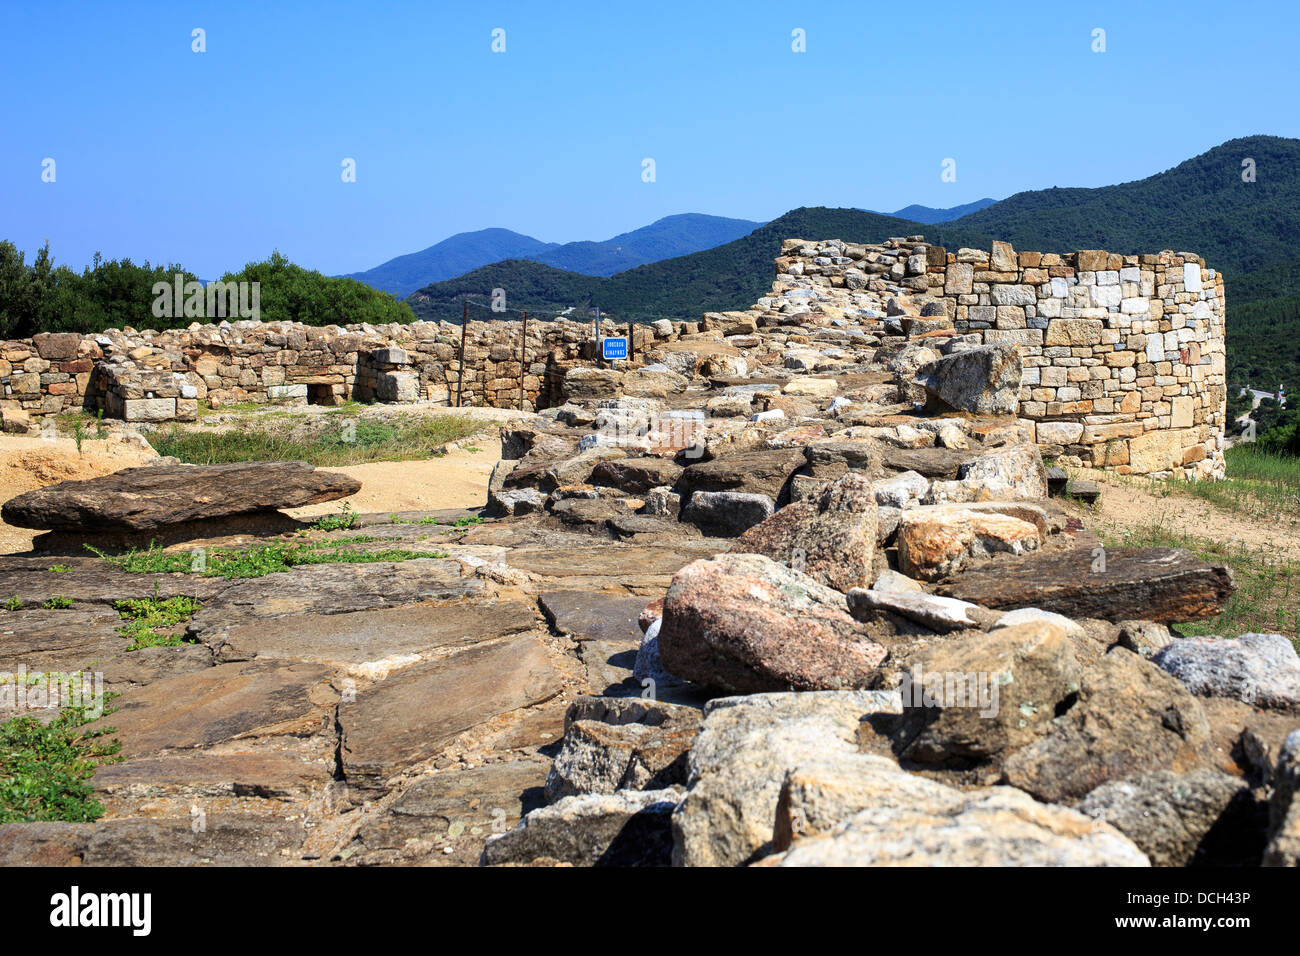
[3,0,1296,279]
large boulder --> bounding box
[914,344,1022,415]
[762,786,1148,867]
[657,553,887,694]
[733,472,879,593]
[1078,770,1264,866]
[1151,633,1300,711]
[1,461,360,532]
[884,620,1083,767]
[1002,647,1214,804]
[672,691,901,867]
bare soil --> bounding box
[0,434,159,554]
[1074,469,1300,562]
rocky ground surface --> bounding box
[0,236,1296,867]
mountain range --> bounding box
[874,199,997,223]
[403,136,1300,392]
[344,214,764,297]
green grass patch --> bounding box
[41,597,73,610]
[113,590,201,651]
[147,413,488,467]
[0,703,120,823]
[311,503,358,531]
[1152,444,1300,520]
[2,597,21,612]
[1099,516,1298,646]
[87,539,449,580]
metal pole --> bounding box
[457,299,467,408]
[595,307,601,368]
[519,310,528,411]
[629,320,635,364]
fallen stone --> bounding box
[914,344,1022,415]
[657,554,887,694]
[2,461,360,532]
[935,547,1235,624]
[1151,633,1300,710]
[680,490,774,536]
[1002,647,1214,804]
[762,786,1147,866]
[480,788,681,867]
[733,472,878,593]
[896,506,1042,581]
[673,691,901,866]
[1078,769,1265,866]
[676,447,806,502]
[545,711,699,801]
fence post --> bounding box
[457,299,467,408]
[519,310,528,411]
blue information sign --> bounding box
[602,337,628,360]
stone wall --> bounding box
[773,238,1227,479]
[0,316,658,430]
[0,237,1228,480]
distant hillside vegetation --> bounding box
[409,136,1300,392]
[883,198,997,224]
[347,214,763,297]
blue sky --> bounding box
[2,0,1296,279]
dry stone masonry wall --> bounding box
[0,318,632,428]
[0,236,1227,479]
[770,238,1227,479]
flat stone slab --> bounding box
[99,660,335,759]
[206,599,539,664]
[935,546,1234,623]
[187,559,481,635]
[340,635,563,789]
[350,761,550,865]
[2,461,360,532]
[0,815,308,866]
[93,751,331,801]
[538,591,649,644]
[878,445,978,479]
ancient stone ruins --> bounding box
[1,236,1293,868]
[2,235,1226,479]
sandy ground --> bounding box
[0,433,160,554]
[287,442,501,519]
[0,406,512,554]
[1075,469,1300,561]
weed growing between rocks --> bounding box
[0,702,120,824]
[41,596,73,610]
[113,586,202,651]
[311,502,358,531]
[86,540,450,580]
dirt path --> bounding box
[1075,469,1300,561]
